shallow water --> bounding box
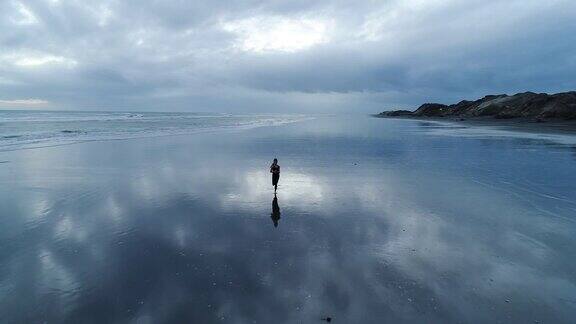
[0,115,575,323]
[0,110,306,151]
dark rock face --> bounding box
[377,91,576,120]
[383,110,414,117]
[414,103,448,117]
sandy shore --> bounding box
[375,115,576,135]
[1,115,575,323]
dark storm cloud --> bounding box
[0,0,575,111]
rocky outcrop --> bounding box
[377,91,576,120]
[383,110,414,117]
[414,103,449,117]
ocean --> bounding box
[0,110,308,151]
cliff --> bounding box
[377,91,576,120]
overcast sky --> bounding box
[1,0,575,112]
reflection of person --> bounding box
[271,194,281,228]
[270,158,280,193]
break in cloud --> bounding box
[0,0,575,112]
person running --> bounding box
[270,158,280,193]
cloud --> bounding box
[2,53,78,67]
[0,98,49,107]
[0,0,575,112]
[222,15,331,53]
[10,1,39,25]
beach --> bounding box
[1,114,576,323]
[376,115,576,136]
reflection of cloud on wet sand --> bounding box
[221,170,323,209]
[1,119,576,323]
[351,170,576,321]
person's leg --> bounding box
[273,174,279,192]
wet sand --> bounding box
[376,115,576,135]
[1,116,576,323]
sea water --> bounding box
[0,110,308,151]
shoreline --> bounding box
[0,112,312,153]
[374,115,576,136]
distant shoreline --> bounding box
[374,115,576,135]
[375,91,576,134]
